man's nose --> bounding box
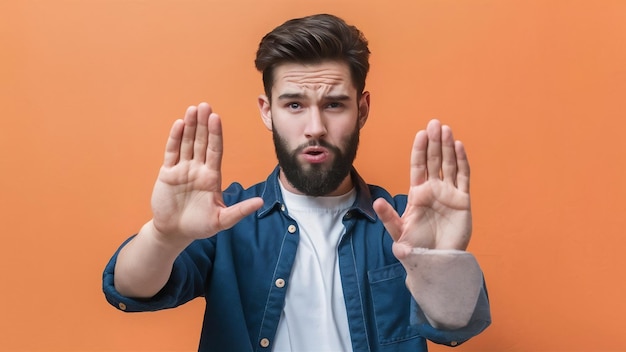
[304,108,327,139]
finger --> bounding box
[179,106,199,161]
[163,119,184,167]
[455,140,471,193]
[410,130,428,187]
[206,111,224,172]
[426,119,443,180]
[218,197,264,230]
[441,125,457,186]
[373,198,403,242]
[193,103,211,162]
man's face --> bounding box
[258,60,370,196]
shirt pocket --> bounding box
[368,262,420,345]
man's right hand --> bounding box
[151,102,263,243]
[113,103,263,298]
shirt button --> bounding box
[118,302,127,311]
[450,341,458,346]
[260,338,270,348]
[288,224,296,233]
[275,278,285,288]
[280,204,286,211]
[344,211,353,219]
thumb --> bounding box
[218,197,264,230]
[373,198,403,242]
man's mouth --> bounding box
[301,146,329,163]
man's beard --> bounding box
[273,126,360,197]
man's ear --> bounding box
[258,95,273,131]
[358,91,371,129]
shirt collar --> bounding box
[258,166,377,222]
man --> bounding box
[103,13,491,351]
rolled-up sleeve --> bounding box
[412,279,491,347]
[102,236,212,313]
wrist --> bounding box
[142,220,194,253]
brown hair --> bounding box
[255,14,370,100]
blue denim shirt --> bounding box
[103,167,491,351]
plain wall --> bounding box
[1,0,625,351]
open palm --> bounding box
[373,119,472,259]
[151,103,263,241]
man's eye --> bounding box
[288,102,301,109]
[327,102,343,109]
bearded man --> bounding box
[103,13,491,352]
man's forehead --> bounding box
[272,61,355,96]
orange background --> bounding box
[1,1,625,351]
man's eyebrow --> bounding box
[324,94,351,101]
[277,93,306,100]
[276,93,352,101]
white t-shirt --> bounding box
[273,182,356,352]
